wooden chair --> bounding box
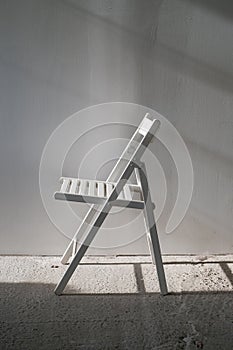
[54,113,168,295]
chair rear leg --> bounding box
[138,164,168,295]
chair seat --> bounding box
[54,177,144,209]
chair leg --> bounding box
[72,240,77,258]
[60,204,99,264]
[60,239,73,264]
[145,230,156,265]
[55,242,89,295]
[54,205,111,295]
[137,164,168,295]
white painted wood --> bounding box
[106,183,114,197]
[138,117,153,136]
[89,181,96,196]
[60,178,70,193]
[55,177,144,211]
[57,113,159,270]
[107,114,160,183]
[97,182,105,197]
[79,180,87,195]
[70,179,79,194]
[118,189,124,199]
[72,240,77,258]
[123,185,132,201]
[55,160,168,296]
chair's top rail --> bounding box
[138,114,154,136]
[107,113,160,182]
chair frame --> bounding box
[54,114,168,296]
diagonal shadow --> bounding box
[133,263,146,294]
[219,262,233,287]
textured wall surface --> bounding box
[0,0,232,254]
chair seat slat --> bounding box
[79,180,87,195]
[89,181,96,196]
[70,179,79,194]
[61,178,71,193]
[97,182,104,197]
[106,183,114,197]
[123,185,132,200]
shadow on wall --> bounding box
[0,281,233,349]
[64,0,233,95]
[187,0,233,21]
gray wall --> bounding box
[0,0,232,255]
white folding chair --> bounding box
[54,113,168,295]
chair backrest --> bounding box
[107,113,160,182]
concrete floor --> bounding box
[0,255,233,350]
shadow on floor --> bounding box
[0,282,233,350]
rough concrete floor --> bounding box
[0,255,233,350]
